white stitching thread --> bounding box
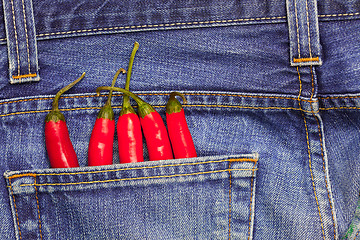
[36,16,287,38]
[294,0,302,58]
[305,0,313,58]
[9,0,21,76]
[0,12,358,42]
[318,12,360,17]
[21,0,31,74]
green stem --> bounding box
[106,68,126,106]
[169,92,187,104]
[166,92,187,114]
[123,42,139,109]
[96,86,155,118]
[52,72,86,111]
[96,68,126,120]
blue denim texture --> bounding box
[2,0,39,83]
[0,0,359,239]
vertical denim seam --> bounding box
[310,66,315,99]
[309,67,337,239]
[228,161,232,240]
[247,161,256,240]
[298,67,326,239]
[34,176,43,240]
[21,0,31,75]
[305,0,312,58]
[8,178,22,239]
[9,0,20,77]
[296,67,302,109]
[294,0,301,58]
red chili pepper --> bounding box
[166,92,197,159]
[88,68,125,166]
[118,42,144,163]
[45,72,85,168]
[96,87,174,161]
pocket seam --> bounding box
[6,158,257,179]
[8,176,43,240]
[229,159,257,240]
[17,167,258,187]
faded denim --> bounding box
[0,0,359,239]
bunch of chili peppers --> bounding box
[45,42,197,168]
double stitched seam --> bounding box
[34,176,43,240]
[247,161,256,240]
[6,158,257,179]
[8,0,37,80]
[0,12,358,42]
[1,103,358,119]
[0,93,317,106]
[309,67,337,239]
[228,161,232,240]
[0,105,319,118]
[8,178,22,239]
[292,0,320,63]
[16,168,258,187]
[298,67,326,239]
[9,0,21,77]
[0,92,358,118]
[34,16,286,38]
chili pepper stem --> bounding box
[121,42,139,115]
[96,87,155,118]
[97,68,126,120]
[46,72,86,123]
[166,92,187,114]
[106,68,126,106]
[52,72,86,112]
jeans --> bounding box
[0,0,359,239]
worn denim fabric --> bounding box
[0,0,359,239]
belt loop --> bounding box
[286,0,322,66]
[3,0,40,84]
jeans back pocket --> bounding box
[4,154,258,240]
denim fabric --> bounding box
[0,0,359,239]
[286,0,322,66]
[4,155,258,239]
[2,0,39,83]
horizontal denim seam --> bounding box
[0,92,318,105]
[318,12,360,18]
[4,91,360,107]
[6,158,257,179]
[16,168,258,187]
[0,106,307,118]
[0,93,359,118]
[0,12,358,43]
[1,105,360,118]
